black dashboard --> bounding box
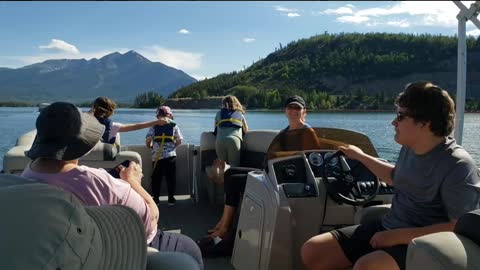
[272,151,394,198]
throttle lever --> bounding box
[339,156,351,173]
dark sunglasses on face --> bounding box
[395,111,411,122]
[287,104,302,110]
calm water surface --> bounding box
[1,107,479,170]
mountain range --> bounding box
[0,50,197,103]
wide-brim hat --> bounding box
[0,177,147,270]
[284,95,306,109]
[26,102,105,160]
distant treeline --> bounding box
[3,93,480,112]
[0,101,35,107]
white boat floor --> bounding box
[157,195,235,270]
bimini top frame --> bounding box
[453,1,480,144]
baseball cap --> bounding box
[156,106,173,118]
[26,102,105,160]
[284,95,306,109]
[0,175,147,270]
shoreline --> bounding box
[1,105,479,114]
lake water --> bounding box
[1,107,479,170]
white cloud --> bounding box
[467,29,480,37]
[275,5,301,17]
[386,20,410,28]
[178,28,190,34]
[322,7,354,15]
[322,1,476,28]
[243,38,256,43]
[275,6,298,13]
[38,39,80,54]
[337,16,370,24]
[139,46,203,71]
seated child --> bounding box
[146,106,183,205]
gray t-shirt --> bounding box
[382,136,480,229]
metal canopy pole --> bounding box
[455,2,467,144]
[453,1,480,144]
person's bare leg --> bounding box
[208,216,224,234]
[208,194,227,233]
[301,232,352,270]
[353,250,399,270]
[210,205,236,238]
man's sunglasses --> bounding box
[395,111,412,122]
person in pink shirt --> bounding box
[21,102,203,269]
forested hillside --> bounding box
[170,33,480,111]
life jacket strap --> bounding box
[153,133,175,169]
[216,118,243,127]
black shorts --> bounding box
[330,220,407,270]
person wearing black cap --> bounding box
[21,102,203,269]
[282,95,312,132]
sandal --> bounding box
[196,234,234,258]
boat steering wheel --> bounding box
[322,151,379,206]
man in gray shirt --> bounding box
[301,81,480,270]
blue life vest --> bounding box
[153,124,175,143]
[152,123,176,168]
[217,108,243,128]
[95,116,116,144]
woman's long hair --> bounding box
[222,95,245,113]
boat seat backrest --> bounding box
[3,130,128,174]
[200,130,279,170]
[79,141,118,161]
[240,130,279,168]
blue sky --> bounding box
[0,1,478,80]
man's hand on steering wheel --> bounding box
[338,144,365,161]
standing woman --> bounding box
[90,97,168,144]
[214,95,249,167]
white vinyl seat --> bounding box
[2,130,142,175]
